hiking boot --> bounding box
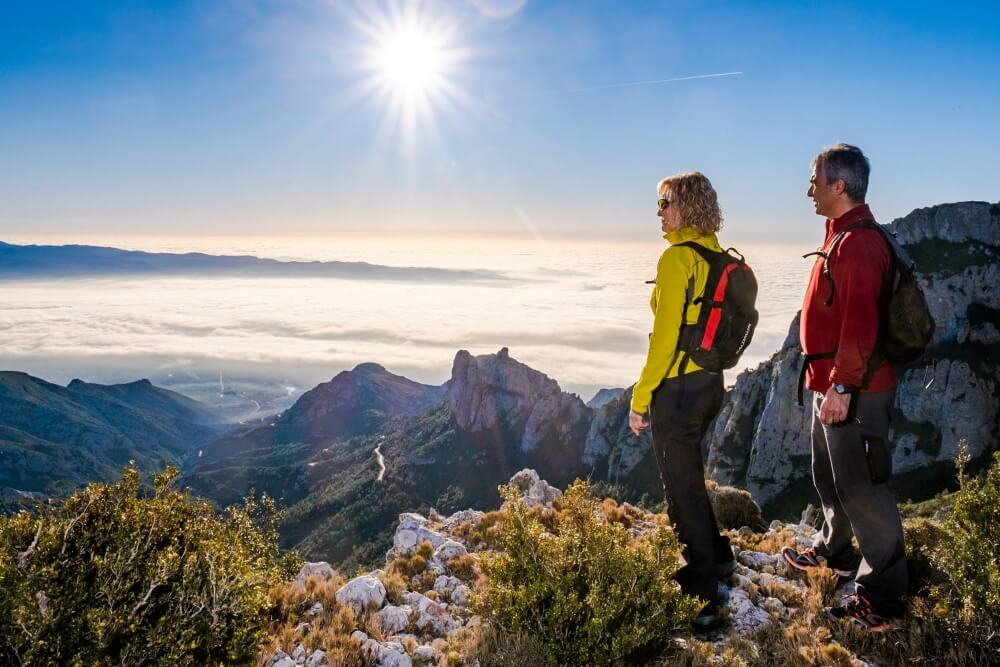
[781,545,856,578]
[716,558,737,578]
[691,601,721,630]
[825,593,900,632]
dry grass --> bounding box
[447,553,480,581]
[465,622,557,667]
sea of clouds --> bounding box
[0,235,812,410]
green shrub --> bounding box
[934,450,1000,623]
[0,465,299,666]
[903,517,949,595]
[475,479,700,666]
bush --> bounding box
[933,450,1000,623]
[0,465,298,666]
[475,479,700,666]
[903,517,949,595]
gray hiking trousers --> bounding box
[810,389,908,614]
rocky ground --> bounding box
[262,469,879,667]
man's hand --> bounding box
[629,410,649,436]
[819,388,850,425]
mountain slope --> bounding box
[0,372,227,499]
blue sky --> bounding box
[1,0,998,242]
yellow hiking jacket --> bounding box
[630,227,723,414]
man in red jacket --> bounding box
[781,144,908,632]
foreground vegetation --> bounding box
[2,451,999,666]
[0,466,298,666]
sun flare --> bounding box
[376,26,446,96]
[352,4,470,150]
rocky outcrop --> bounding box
[703,201,1000,513]
[266,470,853,666]
[446,348,592,486]
[587,387,625,410]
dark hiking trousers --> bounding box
[649,371,731,604]
[811,389,908,616]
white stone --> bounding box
[451,584,471,607]
[266,652,295,667]
[294,561,334,588]
[351,630,369,642]
[726,587,771,633]
[404,591,462,636]
[737,550,781,572]
[393,513,448,555]
[378,604,413,634]
[305,601,323,617]
[335,575,386,613]
[433,575,461,595]
[376,642,413,667]
[441,509,485,532]
[305,650,328,667]
[413,645,437,663]
[435,539,468,562]
[292,644,306,665]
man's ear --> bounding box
[832,178,848,196]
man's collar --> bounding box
[828,203,874,233]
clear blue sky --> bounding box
[1,0,997,242]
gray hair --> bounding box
[812,144,870,203]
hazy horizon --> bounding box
[0,234,811,411]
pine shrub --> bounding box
[0,465,298,666]
[934,450,1000,623]
[475,479,700,666]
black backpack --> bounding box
[822,220,935,364]
[675,242,759,372]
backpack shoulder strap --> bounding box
[673,240,723,265]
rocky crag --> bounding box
[585,201,1000,515]
[701,201,999,514]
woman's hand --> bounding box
[629,410,649,436]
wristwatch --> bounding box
[832,383,854,395]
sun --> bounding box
[350,4,470,151]
[375,25,447,96]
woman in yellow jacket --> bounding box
[628,171,735,628]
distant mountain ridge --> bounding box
[0,371,228,505]
[0,240,504,282]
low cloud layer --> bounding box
[0,240,809,404]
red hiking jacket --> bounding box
[800,204,896,394]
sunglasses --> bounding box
[657,197,672,211]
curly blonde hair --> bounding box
[657,171,724,234]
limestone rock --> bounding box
[434,540,467,562]
[726,587,771,633]
[446,349,590,484]
[702,201,1000,513]
[265,652,295,667]
[335,574,386,613]
[393,513,448,555]
[378,604,413,634]
[508,469,561,507]
[294,561,334,588]
[404,591,462,636]
[305,650,327,667]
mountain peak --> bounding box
[351,362,389,376]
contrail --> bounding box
[566,71,743,93]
